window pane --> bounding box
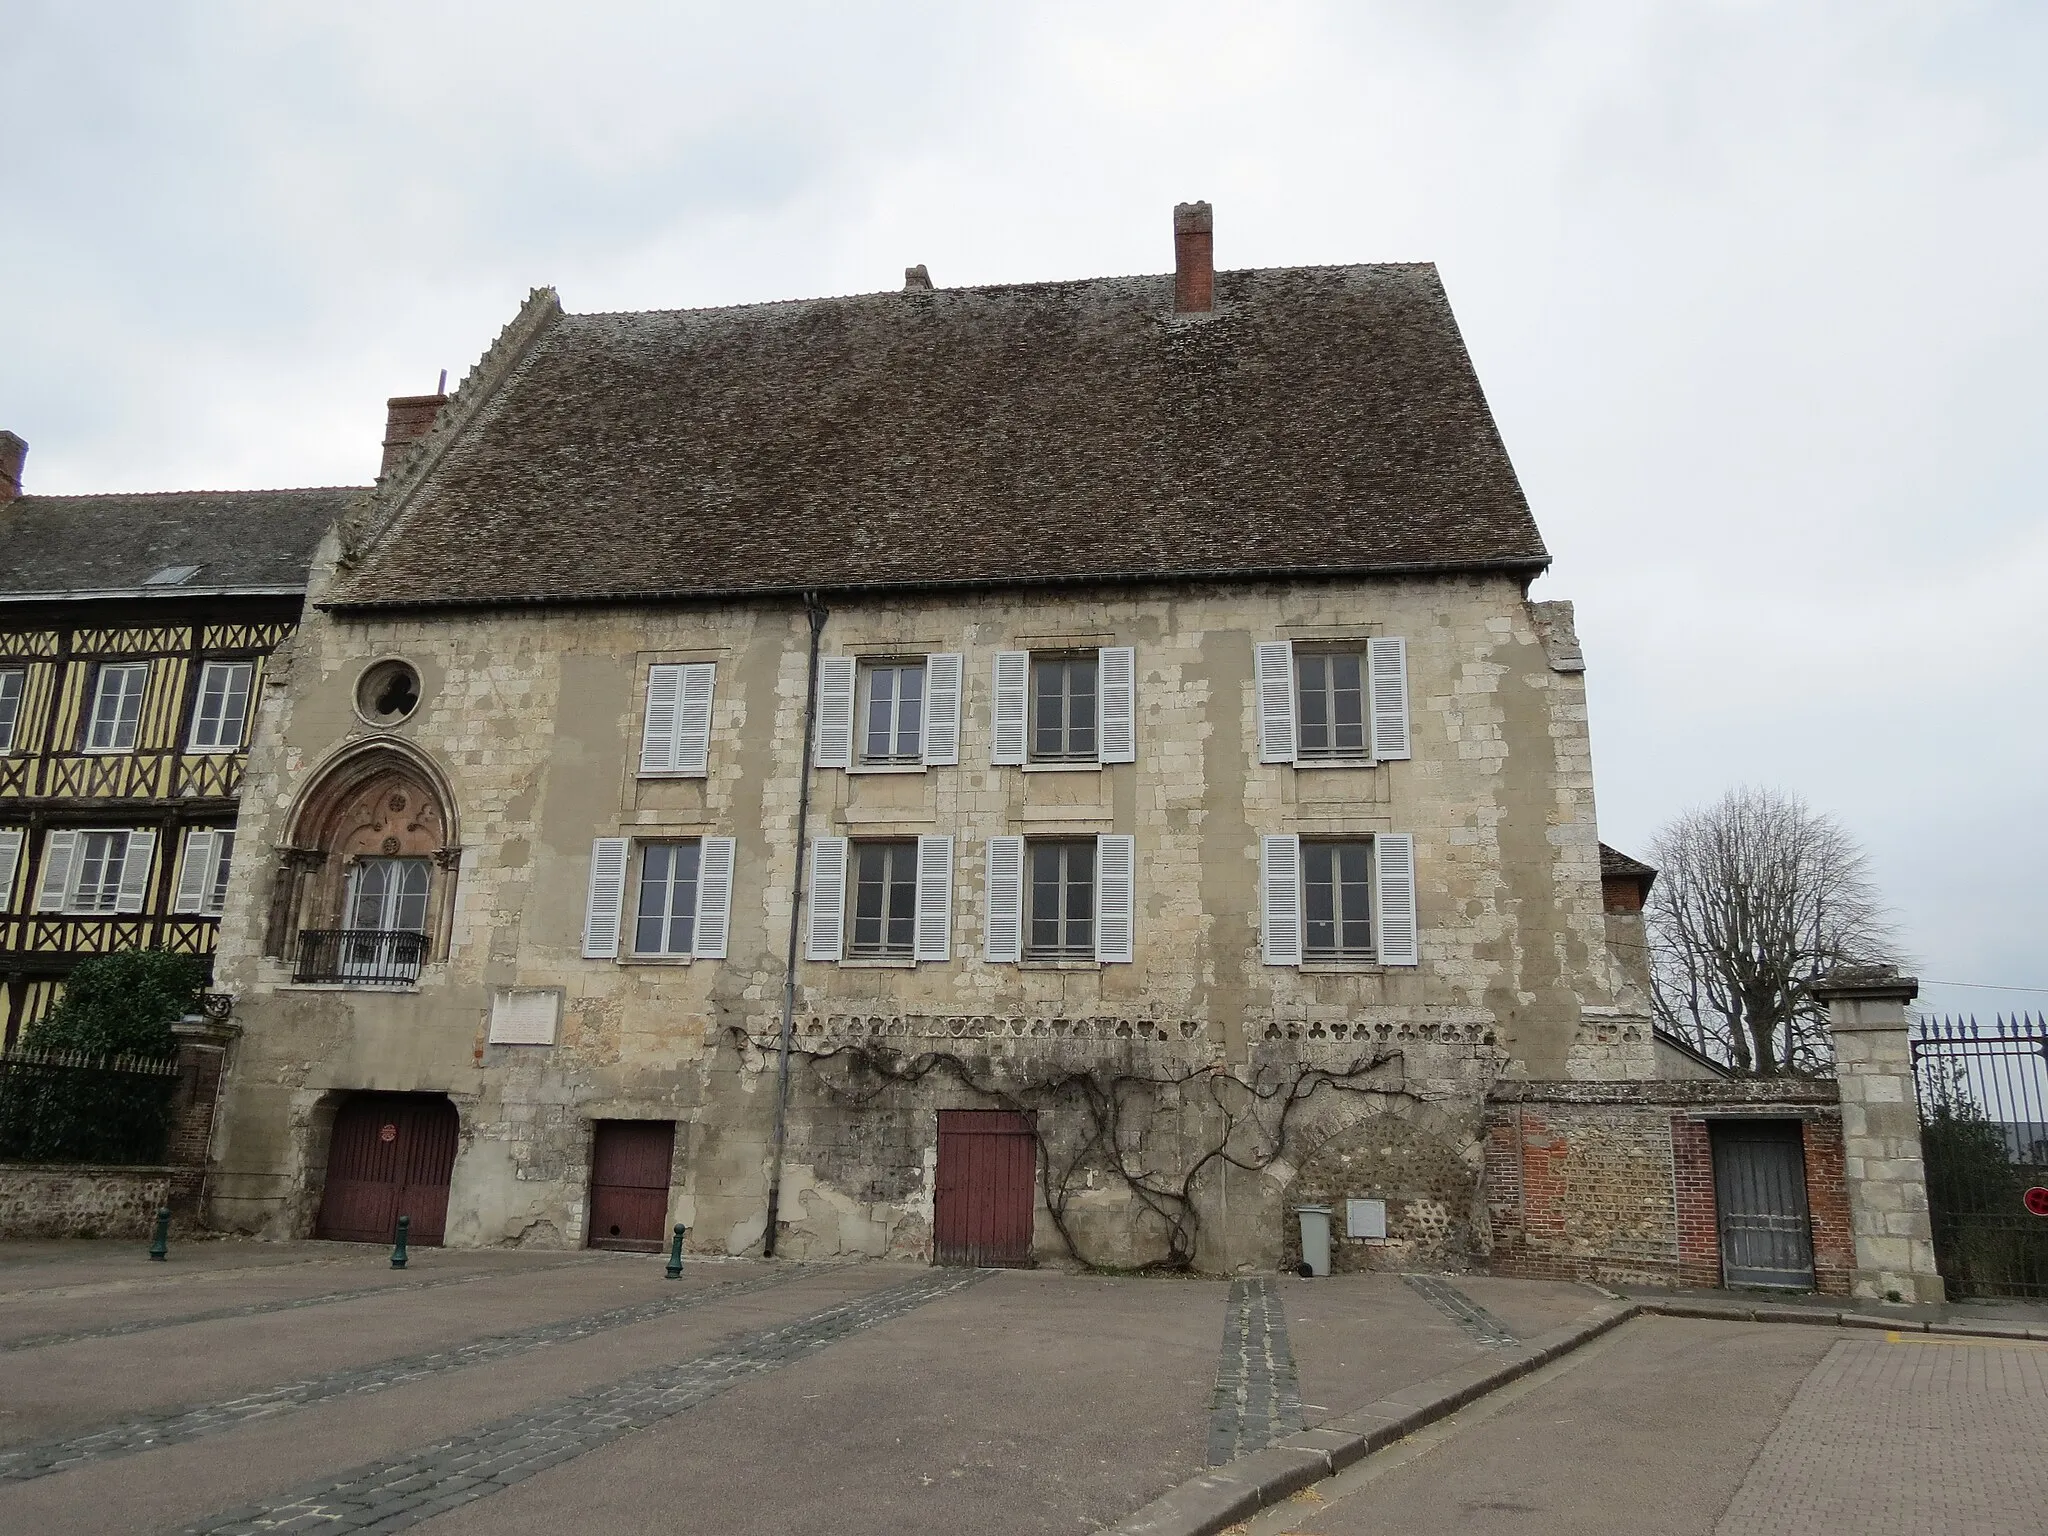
[894,666,923,757]
[1033,661,1066,756]
[1297,654,1329,751]
[1068,660,1096,755]
[393,862,431,932]
[886,847,917,950]
[853,843,887,951]
[636,844,673,953]
[1030,843,1063,949]
[864,668,896,761]
[0,670,21,751]
[667,842,699,953]
[1332,653,1365,751]
[208,831,236,915]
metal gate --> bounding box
[1710,1119,1815,1289]
[587,1120,675,1251]
[1911,1016,2048,1298]
[315,1094,460,1245]
[934,1109,1036,1267]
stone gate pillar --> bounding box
[1813,967,1944,1304]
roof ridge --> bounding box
[10,485,366,501]
[559,260,1440,322]
[338,286,564,565]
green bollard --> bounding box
[148,1207,171,1262]
[390,1214,410,1270]
[665,1223,688,1280]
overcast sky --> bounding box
[5,2,2043,1019]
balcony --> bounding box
[293,929,428,987]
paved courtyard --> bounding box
[0,1239,2042,1534]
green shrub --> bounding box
[29,951,204,1059]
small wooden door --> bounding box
[316,1094,460,1245]
[588,1120,676,1251]
[934,1109,1037,1267]
[1711,1119,1816,1289]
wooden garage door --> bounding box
[934,1110,1037,1267]
[315,1094,460,1246]
[588,1120,676,1251]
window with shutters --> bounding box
[857,662,924,765]
[0,669,23,753]
[638,662,716,778]
[1030,654,1097,763]
[1026,839,1096,959]
[84,663,148,752]
[1302,840,1374,960]
[188,661,254,751]
[68,830,133,913]
[1256,638,1410,766]
[849,840,918,958]
[633,841,701,958]
[207,830,236,915]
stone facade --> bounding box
[205,551,1644,1271]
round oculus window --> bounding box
[356,659,422,726]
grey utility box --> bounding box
[1295,1204,1332,1277]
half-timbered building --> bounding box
[0,431,355,1045]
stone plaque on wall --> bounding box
[489,988,561,1047]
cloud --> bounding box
[5,0,2043,1015]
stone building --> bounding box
[206,204,1661,1270]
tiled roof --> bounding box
[0,488,356,600]
[1600,843,1659,890]
[331,263,1548,609]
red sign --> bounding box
[2025,1187,2048,1218]
[379,1123,398,1144]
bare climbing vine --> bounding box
[726,1027,1424,1271]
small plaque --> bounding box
[379,1123,397,1143]
[489,988,561,1047]
[1346,1198,1387,1241]
[2025,1187,2048,1218]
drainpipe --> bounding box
[764,592,827,1258]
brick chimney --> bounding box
[1174,201,1213,314]
[380,392,448,480]
[0,432,25,503]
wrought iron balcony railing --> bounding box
[294,929,428,987]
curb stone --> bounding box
[1100,1295,2044,1536]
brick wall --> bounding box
[1485,1080,1850,1295]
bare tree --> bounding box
[1646,786,1899,1075]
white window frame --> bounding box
[992,646,1136,770]
[637,662,716,778]
[1261,831,1418,968]
[0,668,24,754]
[856,661,927,768]
[847,838,920,958]
[173,826,237,916]
[582,834,735,962]
[1254,638,1410,766]
[83,662,149,753]
[987,833,1134,967]
[47,828,154,915]
[187,660,255,753]
[630,839,702,959]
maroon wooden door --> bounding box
[315,1095,460,1245]
[934,1110,1037,1267]
[588,1120,676,1251]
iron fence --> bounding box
[0,1046,179,1164]
[294,929,428,987]
[1910,1014,2048,1299]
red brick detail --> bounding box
[1802,1115,1854,1296]
[1672,1114,1722,1288]
[380,393,448,478]
[1173,202,1214,314]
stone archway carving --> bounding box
[264,739,462,969]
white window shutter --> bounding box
[581,837,630,958]
[814,657,856,770]
[983,835,1025,963]
[35,829,76,912]
[1260,833,1303,966]
[173,828,217,914]
[922,653,963,767]
[0,827,22,915]
[1255,641,1297,764]
[1095,833,1135,963]
[914,834,954,961]
[639,665,683,775]
[693,835,736,958]
[1368,637,1411,761]
[1374,833,1419,966]
[990,651,1028,766]
[674,664,716,776]
[114,830,156,915]
[1097,646,1136,764]
[805,836,849,961]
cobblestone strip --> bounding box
[180,1268,990,1535]
[1207,1278,1302,1465]
[1402,1273,1517,1348]
[0,1264,826,1482]
[2,1256,614,1353]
